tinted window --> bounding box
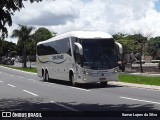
[71,37,77,54]
[37,38,71,56]
[82,39,118,69]
[37,44,49,56]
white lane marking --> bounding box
[3,73,8,75]
[10,74,15,77]
[49,83,54,85]
[129,86,160,92]
[50,101,80,112]
[120,96,160,105]
[69,86,90,92]
[18,76,24,79]
[0,81,4,83]
[7,84,16,88]
[110,82,160,92]
[22,90,38,97]
[28,79,36,82]
[36,82,59,88]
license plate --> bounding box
[99,78,106,81]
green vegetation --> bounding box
[113,33,152,73]
[0,0,42,38]
[147,37,160,60]
[1,65,37,73]
[119,74,160,86]
[12,25,34,68]
[0,39,17,57]
[10,67,37,73]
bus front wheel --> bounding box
[71,74,76,87]
[100,81,108,87]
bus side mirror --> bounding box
[115,42,123,54]
[74,42,83,55]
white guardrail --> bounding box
[132,63,159,68]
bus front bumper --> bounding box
[77,72,119,84]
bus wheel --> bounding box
[100,81,108,87]
[71,75,76,87]
[46,72,50,82]
[43,72,46,82]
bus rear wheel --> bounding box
[100,81,108,87]
[43,72,46,82]
[45,72,50,82]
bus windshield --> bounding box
[82,39,118,70]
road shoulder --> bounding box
[110,81,160,91]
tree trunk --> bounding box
[121,53,125,72]
[30,60,31,69]
[22,43,27,68]
[140,46,143,73]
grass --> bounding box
[119,74,160,86]
[10,67,37,73]
[0,65,37,73]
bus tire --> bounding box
[42,71,46,82]
[70,74,76,87]
[45,71,50,82]
[100,81,108,87]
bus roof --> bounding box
[37,31,113,45]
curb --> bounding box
[0,65,37,75]
[129,73,160,77]
[120,72,160,77]
[110,81,160,91]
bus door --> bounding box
[74,45,83,81]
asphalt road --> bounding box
[0,66,160,119]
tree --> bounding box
[27,27,53,68]
[147,37,160,60]
[9,51,17,57]
[27,41,35,68]
[0,0,42,38]
[113,32,153,72]
[113,33,139,65]
[113,33,127,70]
[11,25,34,68]
[0,38,3,56]
[132,33,152,73]
[33,27,53,43]
[0,38,16,57]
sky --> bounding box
[7,0,160,43]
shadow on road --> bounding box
[0,98,159,120]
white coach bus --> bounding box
[36,31,123,87]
